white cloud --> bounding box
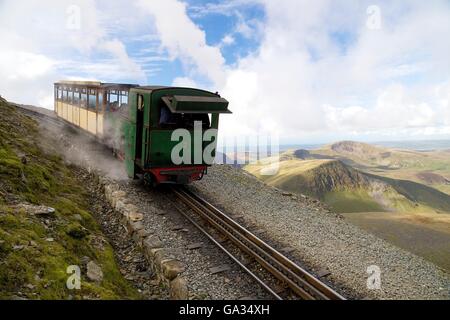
[0,0,449,143]
[0,52,54,80]
[102,39,146,81]
[217,0,450,142]
[136,0,226,87]
[220,35,235,47]
[325,84,439,132]
[172,77,198,88]
[0,0,147,107]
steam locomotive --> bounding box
[53,81,231,185]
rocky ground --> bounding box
[20,104,271,300]
[8,101,450,300]
[80,173,168,299]
[0,100,129,299]
[113,179,272,299]
[0,99,165,299]
[189,165,450,300]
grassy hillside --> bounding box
[0,96,139,299]
[343,211,450,271]
[246,140,450,271]
[245,147,450,214]
[246,159,370,196]
[306,141,450,193]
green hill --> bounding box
[0,97,139,299]
[245,141,450,271]
[245,143,450,214]
[308,141,450,191]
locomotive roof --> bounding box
[136,85,221,96]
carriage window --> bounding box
[57,88,62,100]
[107,90,119,111]
[88,89,97,110]
[62,89,68,102]
[69,88,74,104]
[98,92,103,112]
[73,89,80,105]
[80,89,87,108]
[120,91,128,108]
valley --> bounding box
[244,141,450,271]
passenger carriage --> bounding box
[54,81,231,185]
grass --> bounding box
[245,159,336,197]
[312,141,450,194]
[436,184,450,195]
[368,173,450,213]
[246,140,450,271]
[244,153,450,214]
[0,98,140,299]
[324,190,386,213]
[343,211,450,272]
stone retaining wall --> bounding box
[97,177,189,299]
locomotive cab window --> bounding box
[159,104,210,130]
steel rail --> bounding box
[10,103,345,300]
[171,200,283,300]
[173,188,315,299]
[12,104,64,128]
[172,186,346,300]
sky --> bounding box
[0,0,449,144]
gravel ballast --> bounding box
[115,180,272,299]
[190,165,450,300]
[23,104,449,300]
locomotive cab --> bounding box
[123,86,231,185]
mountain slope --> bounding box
[308,141,450,190]
[245,153,450,213]
[0,97,139,299]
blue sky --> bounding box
[0,0,449,144]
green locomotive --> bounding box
[54,81,231,184]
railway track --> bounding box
[172,186,346,300]
[12,103,65,128]
[12,103,345,300]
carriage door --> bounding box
[136,95,145,162]
[125,92,144,178]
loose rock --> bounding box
[86,261,103,282]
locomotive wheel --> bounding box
[143,172,156,187]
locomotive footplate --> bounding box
[148,166,207,184]
[159,169,202,175]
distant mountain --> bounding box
[294,141,450,192]
[244,141,450,213]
